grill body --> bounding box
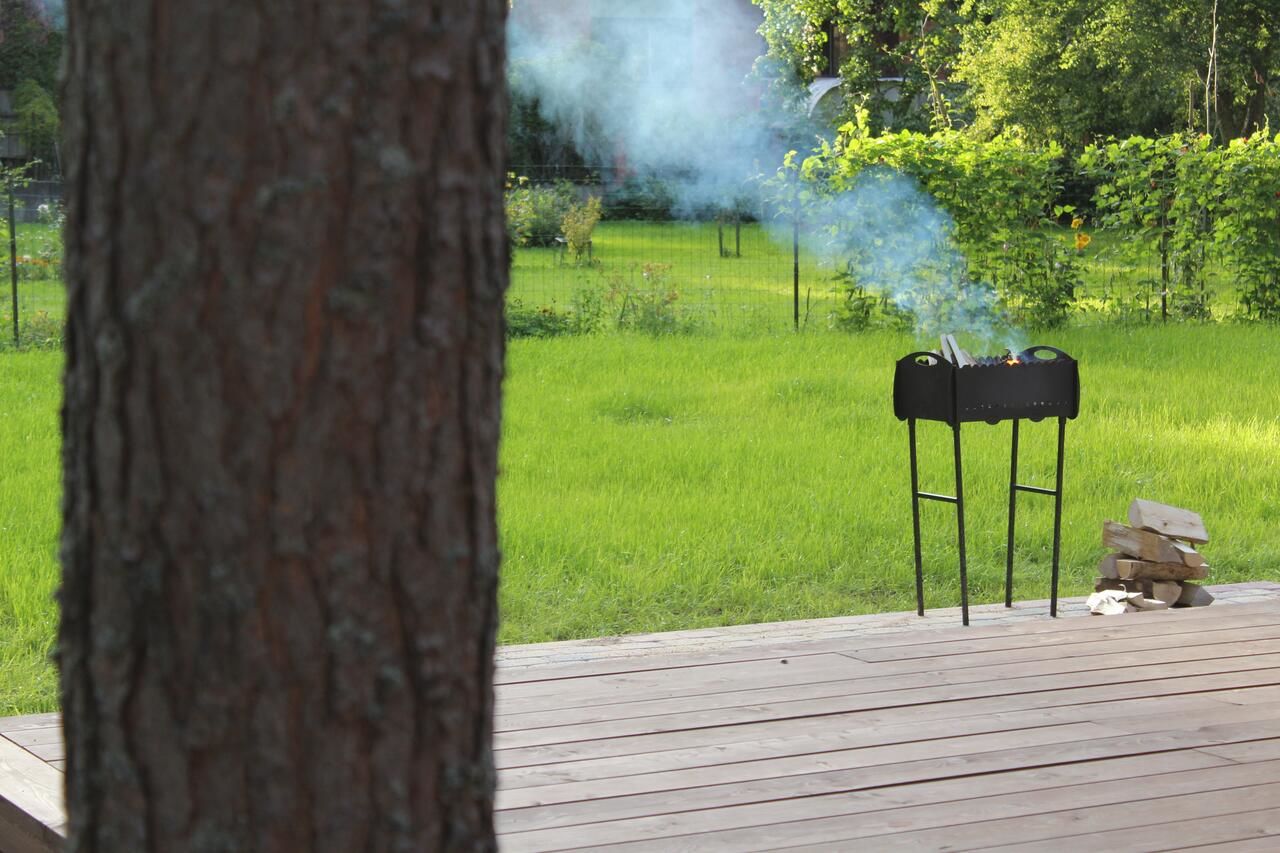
[892,345,1080,625]
[893,346,1080,425]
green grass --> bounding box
[4,326,1280,713]
[498,326,1280,643]
[0,351,62,715]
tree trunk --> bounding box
[58,1,508,850]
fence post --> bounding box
[8,184,17,347]
[792,211,800,332]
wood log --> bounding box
[1098,554,1120,579]
[1095,577,1142,594]
[1171,542,1207,568]
[1128,498,1209,544]
[1092,577,1181,605]
[1176,582,1215,608]
[1116,558,1208,582]
[1150,580,1183,606]
[1102,521,1206,567]
[944,334,976,367]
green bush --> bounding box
[0,310,62,352]
[1206,134,1280,320]
[506,285,608,340]
[606,263,701,335]
[506,298,574,339]
[1079,134,1215,321]
[601,175,677,221]
[505,177,578,248]
[561,196,602,264]
[1081,131,1280,321]
[777,117,1073,329]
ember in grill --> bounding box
[893,338,1081,625]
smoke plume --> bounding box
[507,1,1018,345]
[507,0,787,213]
[791,167,1019,349]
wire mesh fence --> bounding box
[0,169,1261,350]
[508,166,1253,335]
[1,181,65,350]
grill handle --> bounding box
[905,351,947,367]
[1020,345,1071,363]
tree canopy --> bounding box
[752,0,1280,147]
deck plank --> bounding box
[498,621,1280,711]
[496,659,1280,750]
[495,635,1280,730]
[0,716,60,736]
[495,719,1280,832]
[499,696,1280,790]
[781,785,1280,852]
[495,599,1280,683]
[502,759,1280,852]
[0,736,64,853]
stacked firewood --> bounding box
[1090,499,1213,614]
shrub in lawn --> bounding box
[0,310,63,351]
[505,176,578,247]
[999,221,1082,329]
[560,196,602,265]
[606,263,699,335]
[506,285,608,340]
[506,299,574,339]
[827,273,914,332]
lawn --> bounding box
[0,350,62,715]
[5,324,1280,714]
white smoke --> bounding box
[508,2,1021,345]
[507,0,789,213]
[785,167,1019,348]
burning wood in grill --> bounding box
[939,334,977,367]
[936,333,1032,368]
[1089,499,1213,614]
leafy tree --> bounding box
[0,0,61,91]
[13,77,57,159]
[956,0,1280,146]
[754,1,1280,146]
[752,1,965,133]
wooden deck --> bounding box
[5,583,1280,852]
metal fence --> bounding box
[11,180,63,224]
[2,179,64,349]
[508,167,1249,335]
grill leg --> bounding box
[908,419,925,617]
[953,423,970,627]
[1005,419,1020,608]
[1050,417,1067,617]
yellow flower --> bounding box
[1071,217,1084,230]
[1074,232,1092,251]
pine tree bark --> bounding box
[58,1,507,850]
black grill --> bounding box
[893,345,1081,625]
[894,346,1080,425]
